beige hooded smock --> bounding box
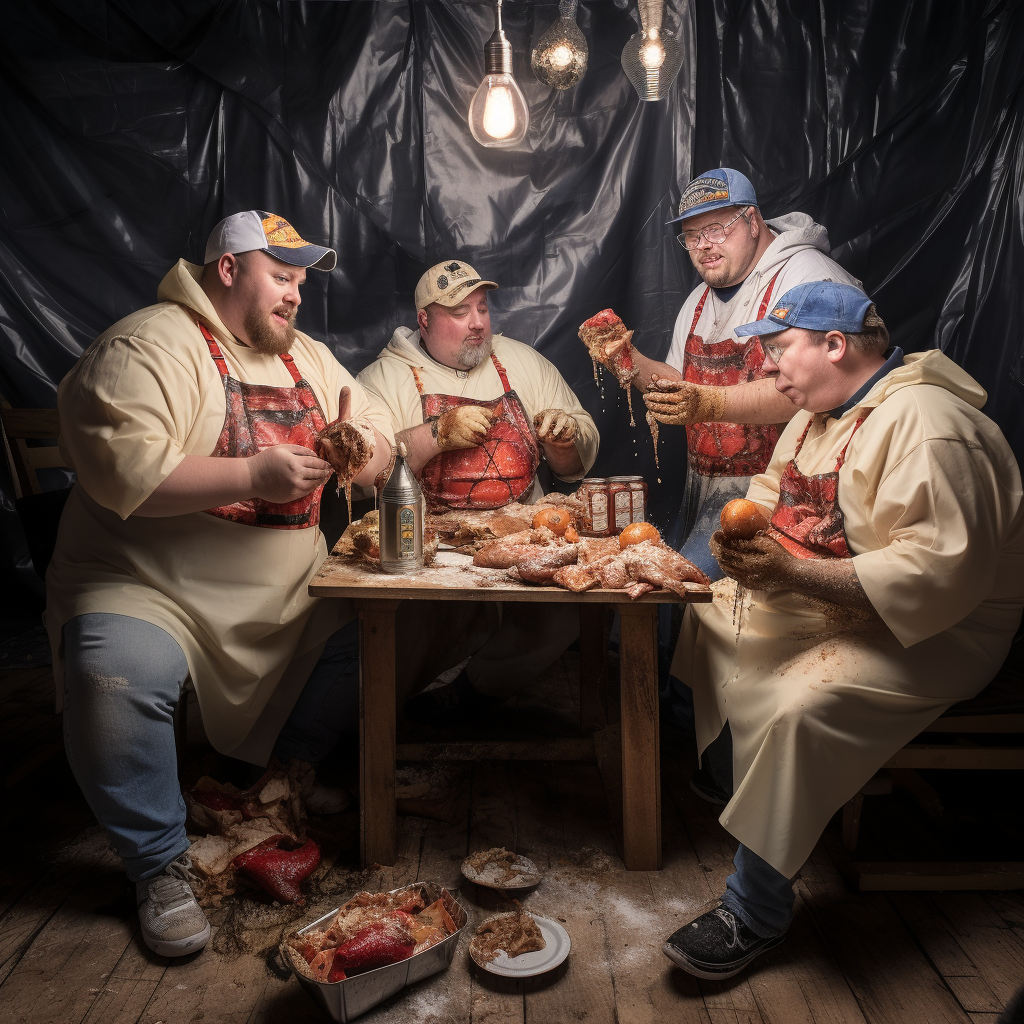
[671,350,1024,878]
[357,327,599,500]
[44,260,394,763]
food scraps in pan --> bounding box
[284,886,458,983]
[470,907,547,965]
[461,847,543,889]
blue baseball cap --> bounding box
[735,281,873,337]
[665,167,759,225]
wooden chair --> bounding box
[0,402,70,580]
[0,401,63,498]
[840,650,1024,890]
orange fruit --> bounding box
[619,521,661,549]
[720,499,769,540]
[532,507,572,535]
[565,525,579,543]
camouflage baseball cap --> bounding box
[414,260,498,310]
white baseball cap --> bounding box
[205,210,337,271]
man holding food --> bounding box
[662,280,1024,979]
[586,167,858,579]
[357,260,599,716]
[45,211,393,958]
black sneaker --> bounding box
[688,765,730,806]
[662,906,786,979]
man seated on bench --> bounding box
[662,281,1024,980]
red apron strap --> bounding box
[490,352,513,393]
[689,287,711,336]
[278,352,304,385]
[792,417,815,457]
[756,270,782,319]
[198,322,230,377]
[835,413,870,470]
[410,366,426,395]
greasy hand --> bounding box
[249,444,332,503]
[534,409,578,446]
[710,531,796,592]
[598,334,630,367]
[435,405,495,451]
[643,379,726,426]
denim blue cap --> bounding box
[735,281,873,337]
[665,167,759,225]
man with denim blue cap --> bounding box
[660,280,1024,980]
[591,168,859,578]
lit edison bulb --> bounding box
[469,73,529,146]
[547,44,573,70]
[639,30,666,70]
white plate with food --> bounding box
[461,848,543,890]
[469,911,570,977]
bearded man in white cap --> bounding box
[358,260,599,717]
[45,211,394,959]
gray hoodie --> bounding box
[666,212,860,369]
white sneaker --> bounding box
[136,854,211,957]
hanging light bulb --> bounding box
[621,0,683,102]
[468,0,529,147]
[531,0,588,91]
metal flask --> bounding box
[379,442,424,573]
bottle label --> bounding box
[591,492,608,534]
[399,506,417,558]
[614,489,632,530]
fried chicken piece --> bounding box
[472,527,563,568]
[512,543,580,583]
[317,416,376,484]
[551,564,601,592]
[472,909,546,964]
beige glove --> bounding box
[433,405,495,451]
[534,409,578,444]
[643,379,726,426]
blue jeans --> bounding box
[62,613,359,882]
[700,723,795,937]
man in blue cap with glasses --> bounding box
[593,167,859,579]
[661,280,1024,980]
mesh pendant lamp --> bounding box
[531,0,588,90]
[621,0,683,101]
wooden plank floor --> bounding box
[2,657,1023,1024]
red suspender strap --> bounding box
[756,270,782,320]
[198,322,230,377]
[689,287,710,336]
[411,366,426,395]
[490,353,513,393]
[835,414,870,470]
[792,416,815,456]
[277,352,304,385]
[199,321,303,383]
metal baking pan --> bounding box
[284,882,469,1022]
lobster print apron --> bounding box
[412,353,539,511]
[200,323,328,529]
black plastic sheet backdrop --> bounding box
[1,0,1023,572]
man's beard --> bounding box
[245,306,297,355]
[457,336,492,369]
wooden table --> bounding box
[309,550,711,871]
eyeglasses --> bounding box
[676,208,749,250]
[762,338,786,364]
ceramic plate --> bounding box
[469,914,570,977]
[461,850,542,890]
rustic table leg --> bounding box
[357,599,401,867]
[617,602,661,870]
[579,604,608,733]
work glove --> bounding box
[433,405,495,451]
[643,379,726,426]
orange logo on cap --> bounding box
[261,214,306,249]
[772,307,789,318]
